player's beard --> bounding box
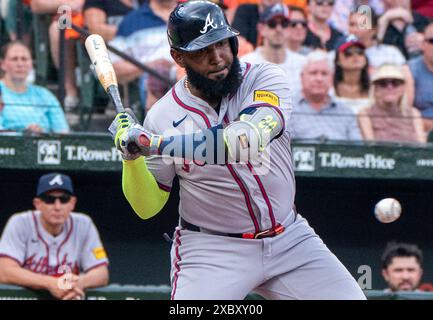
[185,57,242,102]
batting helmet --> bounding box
[167,0,239,54]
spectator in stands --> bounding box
[303,0,343,51]
[377,0,430,60]
[0,173,109,300]
[348,9,406,69]
[83,0,138,42]
[241,3,306,94]
[347,8,415,107]
[30,0,85,110]
[358,64,425,143]
[286,5,311,55]
[409,22,433,133]
[330,0,384,34]
[232,0,281,47]
[109,0,177,110]
[0,41,69,134]
[290,50,362,141]
[411,0,433,20]
[381,241,423,292]
[333,35,370,114]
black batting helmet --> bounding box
[167,0,239,54]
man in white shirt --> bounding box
[240,3,306,95]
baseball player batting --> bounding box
[110,0,366,300]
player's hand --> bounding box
[62,286,85,300]
[46,274,80,300]
[108,108,159,160]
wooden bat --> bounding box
[84,34,125,113]
[85,34,149,154]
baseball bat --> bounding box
[85,34,147,154]
[84,34,124,113]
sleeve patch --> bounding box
[93,247,107,260]
[254,90,280,107]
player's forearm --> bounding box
[0,264,54,291]
[80,266,109,289]
[31,0,75,13]
[122,157,170,219]
[157,106,284,163]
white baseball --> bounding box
[374,198,402,223]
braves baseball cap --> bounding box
[260,3,290,23]
[37,173,74,196]
[336,34,365,52]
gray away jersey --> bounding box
[143,62,296,234]
[0,211,109,275]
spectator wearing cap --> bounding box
[358,64,425,143]
[346,7,415,107]
[409,22,433,134]
[290,50,362,141]
[286,6,312,56]
[241,3,306,94]
[231,0,281,48]
[0,173,109,300]
[303,0,343,51]
[332,35,370,114]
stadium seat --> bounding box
[32,14,56,85]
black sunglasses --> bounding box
[315,0,335,6]
[374,79,405,88]
[288,20,307,28]
[425,38,433,45]
[343,46,364,57]
[267,19,290,29]
[40,194,72,204]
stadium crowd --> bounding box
[0,0,432,142]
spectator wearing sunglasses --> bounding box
[358,64,425,143]
[287,6,312,55]
[303,0,343,51]
[347,8,415,108]
[409,23,433,134]
[241,3,306,94]
[333,35,371,114]
[0,173,109,300]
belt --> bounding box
[180,218,285,239]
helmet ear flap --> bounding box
[230,37,239,56]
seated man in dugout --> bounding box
[0,173,109,300]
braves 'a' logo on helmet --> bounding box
[200,13,217,34]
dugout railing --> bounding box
[0,284,432,300]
